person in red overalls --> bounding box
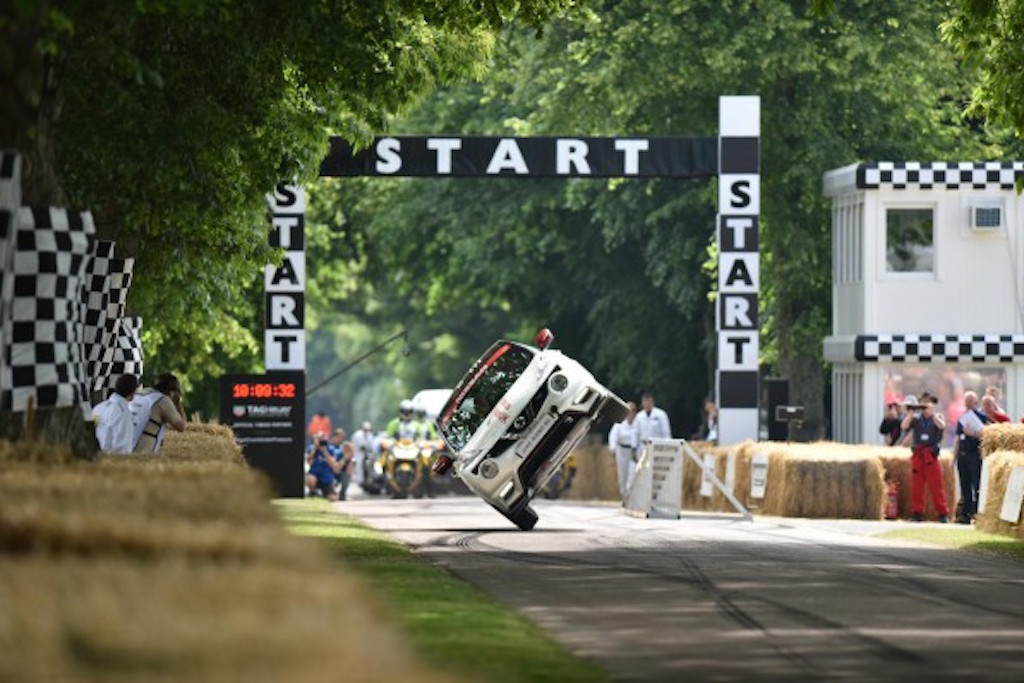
[901,394,949,522]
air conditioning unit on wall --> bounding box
[970,199,1004,232]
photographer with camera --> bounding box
[305,431,342,501]
[901,393,950,522]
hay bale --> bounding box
[755,443,887,519]
[0,438,77,465]
[878,447,956,520]
[565,444,620,501]
[980,423,1024,458]
[975,450,1024,539]
[159,423,246,464]
[0,425,455,683]
[0,555,450,683]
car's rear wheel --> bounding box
[597,394,629,423]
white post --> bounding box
[716,96,761,445]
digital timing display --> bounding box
[230,382,297,399]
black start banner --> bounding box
[320,136,718,178]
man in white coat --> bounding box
[607,401,638,498]
[91,374,139,454]
[632,392,672,453]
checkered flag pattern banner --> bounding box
[82,240,116,391]
[855,334,1024,363]
[89,257,135,392]
[1,206,96,413]
[856,162,1023,190]
[0,151,21,404]
[99,316,143,389]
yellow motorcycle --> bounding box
[381,437,427,498]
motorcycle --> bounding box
[359,445,387,495]
[382,437,427,498]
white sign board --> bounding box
[625,439,682,519]
[725,449,737,493]
[700,453,716,497]
[999,467,1024,524]
[750,451,769,499]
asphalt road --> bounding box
[336,493,1024,682]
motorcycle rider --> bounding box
[387,399,420,441]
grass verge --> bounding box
[876,526,1024,560]
[276,499,608,683]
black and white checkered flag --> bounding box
[92,257,134,392]
[102,316,144,389]
[82,240,116,391]
[0,150,20,405]
[1,206,95,414]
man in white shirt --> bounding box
[92,374,139,454]
[607,401,638,498]
[632,392,672,451]
[350,421,378,485]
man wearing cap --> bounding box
[901,394,950,522]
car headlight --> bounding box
[549,373,569,393]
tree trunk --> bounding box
[0,10,67,206]
[0,406,99,460]
[778,350,826,442]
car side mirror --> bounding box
[534,328,554,350]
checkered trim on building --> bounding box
[856,162,1023,190]
[1,206,95,413]
[855,334,1024,363]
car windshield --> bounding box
[438,341,535,452]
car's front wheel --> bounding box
[507,504,538,531]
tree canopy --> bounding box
[0,0,573,413]
[307,0,1014,436]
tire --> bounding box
[598,394,629,423]
[507,504,538,531]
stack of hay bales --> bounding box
[0,426,452,683]
[570,439,891,519]
[977,423,1024,539]
[682,442,887,519]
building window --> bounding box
[885,208,933,273]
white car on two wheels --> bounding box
[435,330,628,530]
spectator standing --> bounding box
[91,374,139,454]
[350,421,377,485]
[981,393,1010,423]
[131,372,186,453]
[699,399,718,443]
[901,394,950,522]
[953,391,989,524]
[879,402,904,446]
[632,392,672,451]
[607,401,638,499]
[307,411,332,442]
